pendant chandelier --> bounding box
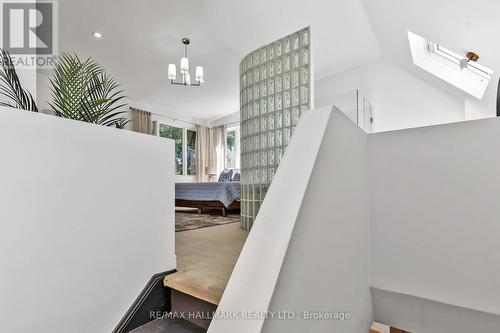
[168,38,204,87]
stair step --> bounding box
[129,318,206,333]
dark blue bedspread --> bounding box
[175,182,241,208]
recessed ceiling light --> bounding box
[92,31,103,39]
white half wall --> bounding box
[315,60,465,132]
[369,117,500,318]
[209,107,373,333]
[0,107,175,333]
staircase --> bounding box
[115,270,218,333]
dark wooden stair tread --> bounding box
[129,318,206,333]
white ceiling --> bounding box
[59,0,500,122]
[361,0,500,104]
[58,0,381,122]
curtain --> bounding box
[209,125,226,177]
[195,125,226,182]
[130,108,152,134]
[195,125,209,182]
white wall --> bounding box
[0,107,176,333]
[210,107,373,333]
[210,111,240,128]
[262,108,373,333]
[315,60,466,132]
[369,117,500,317]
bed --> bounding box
[175,182,241,216]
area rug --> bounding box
[175,210,240,232]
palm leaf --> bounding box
[49,53,127,126]
[0,49,38,112]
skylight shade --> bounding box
[407,31,493,99]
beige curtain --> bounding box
[195,125,226,182]
[131,108,152,134]
[209,125,226,177]
[195,125,209,182]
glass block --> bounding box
[292,108,300,125]
[254,68,260,83]
[254,118,260,133]
[247,87,253,102]
[300,48,309,66]
[283,38,290,54]
[292,52,299,69]
[260,82,267,98]
[248,54,253,69]
[283,128,291,146]
[268,62,275,78]
[275,41,282,57]
[275,76,282,93]
[242,90,247,105]
[260,48,266,64]
[268,132,275,148]
[247,103,253,119]
[250,52,260,67]
[260,99,267,114]
[268,45,275,61]
[261,133,267,149]
[253,85,259,100]
[253,101,259,117]
[268,168,275,183]
[276,111,283,128]
[254,136,260,151]
[276,93,282,111]
[269,149,275,165]
[276,148,283,164]
[301,105,309,112]
[261,168,267,184]
[300,85,309,105]
[254,168,260,184]
[268,114,275,130]
[292,70,299,88]
[260,116,267,132]
[283,55,290,72]
[268,80,275,95]
[276,129,283,146]
[262,151,267,166]
[292,34,299,50]
[283,73,291,90]
[292,88,300,107]
[268,96,275,113]
[247,71,253,85]
[284,91,291,109]
[284,109,291,127]
[300,66,309,85]
[242,74,247,88]
[300,29,309,47]
[276,58,282,75]
[260,65,267,80]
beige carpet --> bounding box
[164,222,249,305]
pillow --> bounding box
[218,169,233,182]
[232,171,240,182]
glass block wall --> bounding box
[240,27,313,230]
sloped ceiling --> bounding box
[57,0,381,122]
[361,0,500,104]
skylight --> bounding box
[408,31,493,99]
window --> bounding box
[225,126,240,169]
[186,130,196,176]
[159,124,183,175]
[407,31,493,99]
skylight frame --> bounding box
[427,42,493,81]
[408,31,493,99]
